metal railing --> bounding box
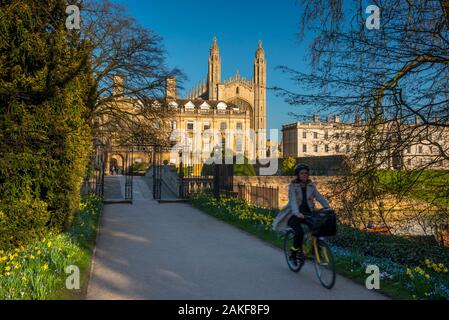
[236,184,280,209]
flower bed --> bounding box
[190,193,449,300]
[0,195,102,299]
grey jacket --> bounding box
[272,181,330,232]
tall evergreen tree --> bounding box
[0,0,95,247]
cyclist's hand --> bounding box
[296,213,305,219]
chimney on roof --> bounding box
[334,115,340,123]
[313,113,319,123]
[166,77,177,100]
[113,75,124,96]
[326,116,331,123]
[415,115,420,125]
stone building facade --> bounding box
[100,37,269,175]
[282,115,357,158]
[282,115,449,170]
[166,37,268,165]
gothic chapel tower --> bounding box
[254,40,266,135]
[207,36,221,100]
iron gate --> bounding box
[177,161,234,199]
[213,164,234,199]
[153,145,163,200]
[81,145,105,197]
[124,146,134,201]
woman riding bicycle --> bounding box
[272,163,330,267]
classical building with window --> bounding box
[282,115,449,170]
[282,115,357,158]
[164,37,268,165]
[100,37,269,174]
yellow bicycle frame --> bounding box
[313,237,330,264]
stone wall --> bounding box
[233,175,341,208]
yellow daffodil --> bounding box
[47,241,52,248]
[414,266,424,275]
[0,250,4,255]
[5,266,11,272]
[30,255,35,260]
[424,274,430,279]
[42,263,49,271]
[37,250,42,256]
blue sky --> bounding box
[113,0,313,131]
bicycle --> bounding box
[283,210,336,289]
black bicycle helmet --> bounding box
[294,163,310,175]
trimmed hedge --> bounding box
[201,162,256,176]
[0,1,94,249]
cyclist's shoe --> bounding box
[289,249,299,266]
[289,249,306,268]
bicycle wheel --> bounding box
[284,229,302,273]
[313,239,336,289]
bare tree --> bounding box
[81,0,184,147]
[276,0,449,236]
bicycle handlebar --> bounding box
[298,209,334,224]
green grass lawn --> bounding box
[377,169,449,207]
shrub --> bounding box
[201,157,256,176]
[0,0,94,248]
[282,157,297,176]
[131,161,149,173]
[0,195,102,300]
[0,196,50,251]
[190,193,277,230]
[331,224,449,267]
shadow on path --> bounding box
[87,181,388,300]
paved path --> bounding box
[103,176,124,201]
[87,177,387,300]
